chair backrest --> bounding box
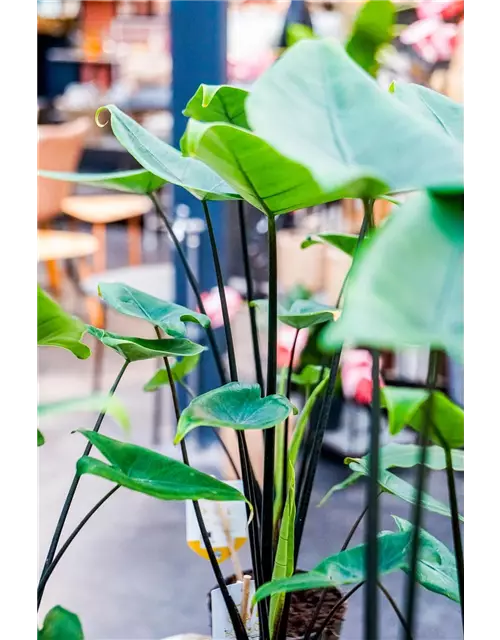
[37,117,91,223]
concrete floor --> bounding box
[38,254,463,640]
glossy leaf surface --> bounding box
[183,84,249,128]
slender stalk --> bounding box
[159,344,248,640]
[38,360,129,609]
[262,214,278,586]
[150,192,227,385]
[237,199,265,393]
[38,485,119,597]
[342,491,383,552]
[378,582,413,640]
[315,582,364,636]
[403,350,439,639]
[281,329,300,520]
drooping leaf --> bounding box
[183,118,387,217]
[320,192,464,362]
[382,387,464,448]
[38,429,45,447]
[37,286,90,359]
[38,168,166,195]
[175,382,296,444]
[393,516,460,602]
[86,326,205,362]
[390,82,464,142]
[289,375,329,467]
[95,105,239,201]
[345,0,396,77]
[38,393,130,432]
[183,84,249,128]
[270,461,296,636]
[254,530,412,602]
[247,39,463,195]
[38,606,84,640]
[77,431,247,504]
[98,282,210,338]
[301,232,359,256]
[143,355,200,391]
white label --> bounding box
[211,580,259,640]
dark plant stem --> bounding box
[37,485,119,597]
[37,360,129,609]
[315,582,364,636]
[237,199,265,393]
[262,214,278,587]
[378,582,413,640]
[403,350,439,639]
[282,328,300,518]
[150,192,227,385]
[159,345,248,640]
[342,491,382,552]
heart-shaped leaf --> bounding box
[321,192,464,362]
[38,169,166,195]
[301,232,359,256]
[38,429,45,447]
[76,431,247,504]
[183,84,250,128]
[37,286,90,359]
[175,382,296,444]
[393,516,460,602]
[144,355,200,391]
[390,82,464,142]
[247,39,463,195]
[382,387,464,448]
[96,105,239,201]
[183,118,387,217]
[252,299,339,329]
[38,606,84,640]
[98,282,210,338]
[38,393,130,432]
[86,326,205,362]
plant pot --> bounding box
[208,571,345,640]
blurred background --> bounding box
[37,2,464,638]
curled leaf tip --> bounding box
[95,106,110,128]
[388,81,396,94]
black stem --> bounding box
[37,485,119,597]
[315,582,365,636]
[281,328,300,520]
[158,339,248,640]
[403,350,439,639]
[262,214,278,587]
[237,199,265,393]
[150,192,227,385]
[378,582,414,640]
[38,360,129,609]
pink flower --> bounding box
[341,349,385,406]
[400,17,458,64]
[277,326,308,369]
[198,287,242,329]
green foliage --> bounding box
[183,84,249,128]
[143,355,200,392]
[38,606,83,640]
[38,429,45,447]
[252,299,338,330]
[290,364,326,387]
[286,23,316,47]
[38,169,166,195]
[301,232,359,256]
[38,393,130,432]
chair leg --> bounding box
[46,260,62,297]
[128,216,142,266]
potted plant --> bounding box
[38,2,463,638]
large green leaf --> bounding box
[382,387,464,448]
[393,516,460,603]
[86,326,205,362]
[37,286,90,359]
[345,0,396,77]
[38,169,166,195]
[38,606,83,640]
[301,232,358,256]
[247,39,463,195]
[183,84,249,128]
[175,382,296,444]
[390,82,464,142]
[321,192,464,362]
[77,431,247,504]
[254,530,412,602]
[144,355,200,391]
[318,442,464,507]
[183,118,387,217]
[98,282,209,338]
[270,461,296,637]
[38,393,130,432]
[95,105,239,201]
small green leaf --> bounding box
[382,387,464,448]
[183,84,249,128]
[252,299,338,330]
[37,429,45,447]
[38,169,166,195]
[393,516,460,602]
[38,393,130,432]
[37,286,90,359]
[38,606,83,640]
[301,232,359,256]
[144,355,200,391]
[286,23,317,47]
[96,104,239,201]
[76,431,247,504]
[175,382,296,444]
[86,326,205,362]
[346,0,396,77]
[291,365,326,387]
[98,282,210,338]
